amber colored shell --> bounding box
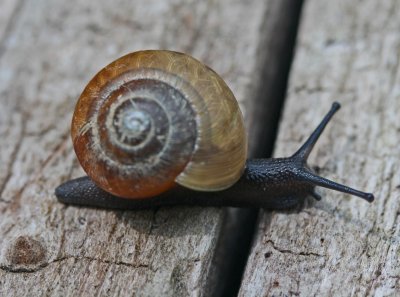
[72,50,247,199]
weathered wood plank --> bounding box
[0,0,21,44]
[239,0,400,296]
[0,0,300,296]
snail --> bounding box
[55,50,374,209]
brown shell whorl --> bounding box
[72,50,247,199]
[73,69,197,198]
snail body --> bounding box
[56,50,374,209]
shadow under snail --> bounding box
[55,50,374,209]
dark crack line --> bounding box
[265,240,324,258]
[0,255,151,274]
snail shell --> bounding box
[72,50,247,199]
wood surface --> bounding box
[239,0,400,296]
[0,0,300,296]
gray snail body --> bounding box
[55,50,374,209]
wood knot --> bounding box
[7,236,46,267]
[264,251,272,259]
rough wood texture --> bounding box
[240,0,400,296]
[0,0,298,296]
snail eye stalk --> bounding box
[291,102,374,202]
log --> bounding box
[239,0,400,296]
[0,0,301,296]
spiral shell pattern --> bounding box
[72,50,247,199]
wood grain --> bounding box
[0,0,299,296]
[239,0,400,296]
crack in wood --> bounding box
[0,255,151,274]
[265,240,324,258]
